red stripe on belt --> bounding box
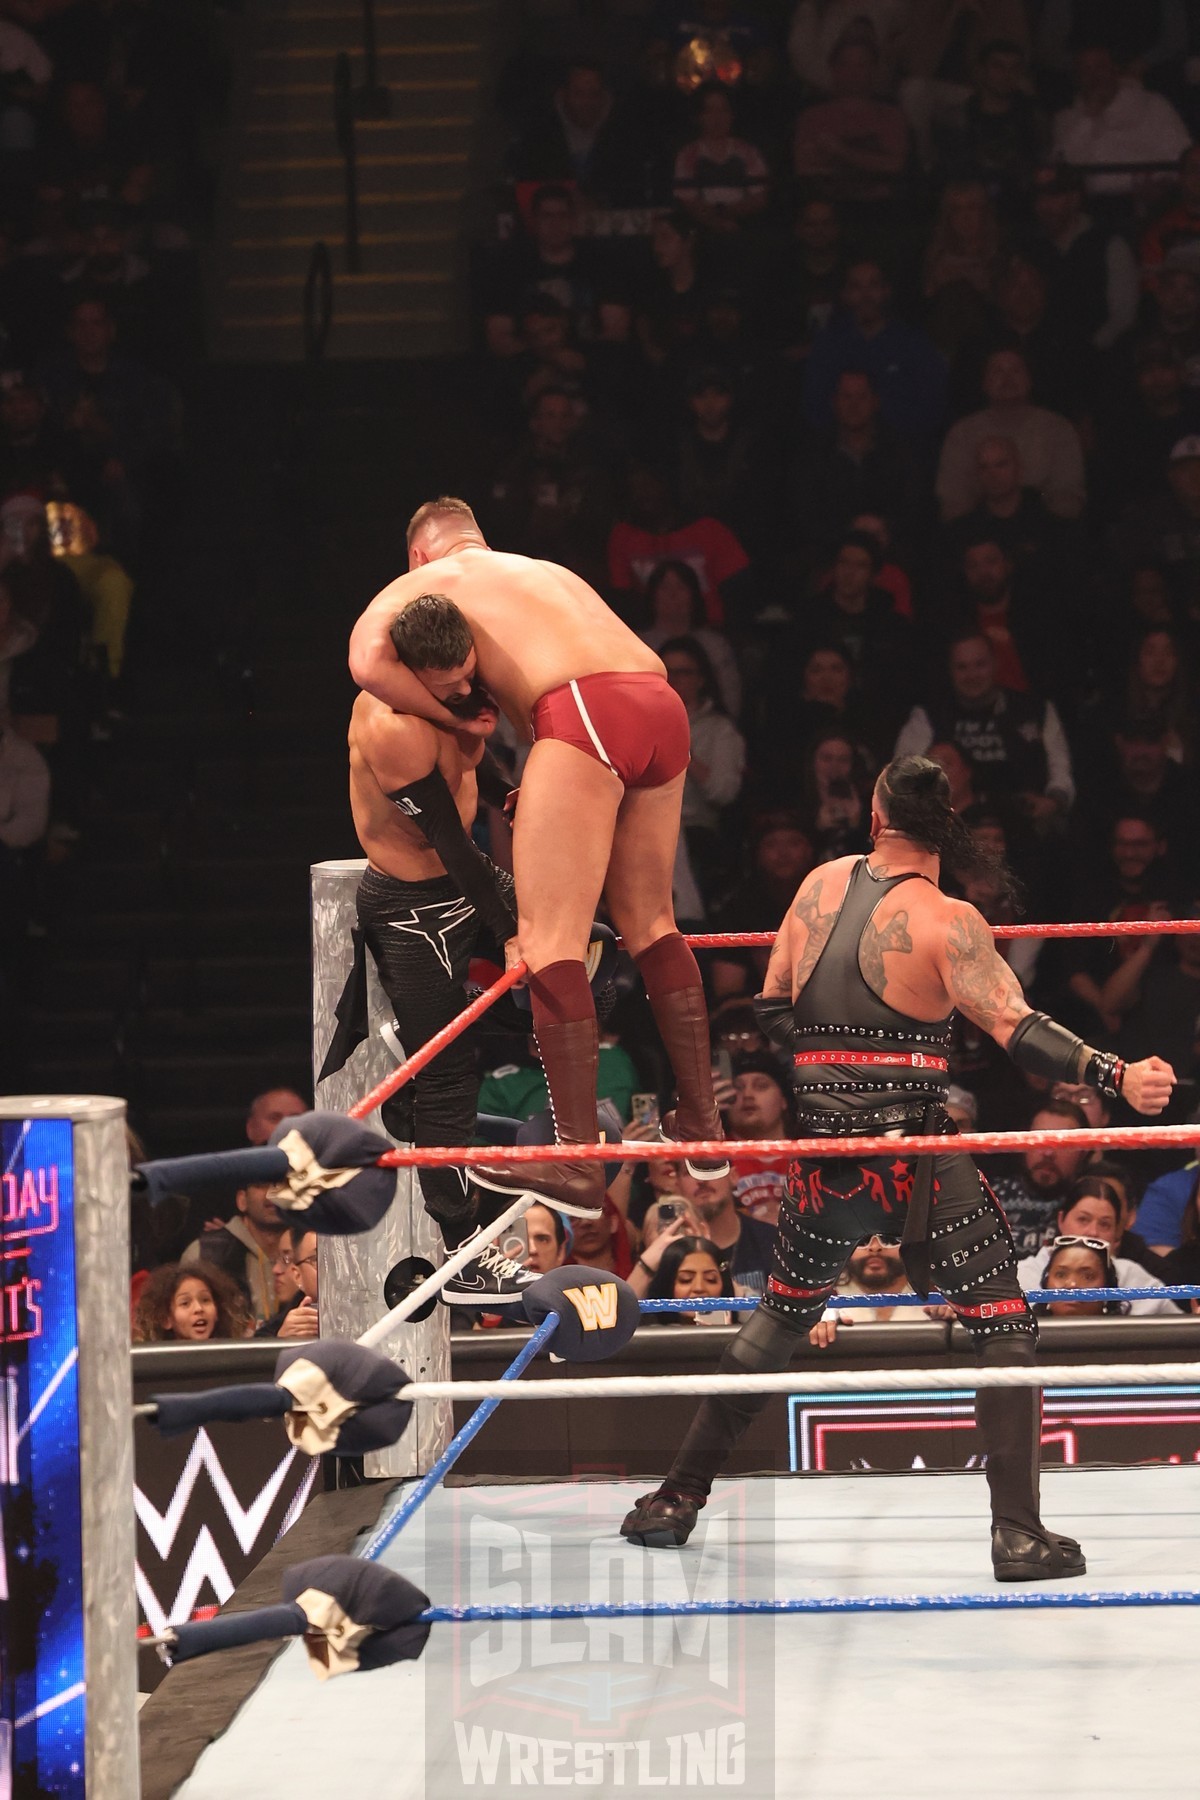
[950,1298,1029,1320]
[792,1050,949,1071]
[767,1276,838,1300]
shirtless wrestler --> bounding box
[621,755,1175,1579]
[348,495,728,1217]
[324,598,523,1259]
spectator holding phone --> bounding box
[628,1197,704,1298]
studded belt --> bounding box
[793,1050,949,1071]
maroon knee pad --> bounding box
[528,958,595,1033]
[635,931,703,998]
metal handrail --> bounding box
[333,51,361,273]
[302,240,333,360]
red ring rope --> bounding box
[684,919,1200,948]
[345,919,1200,1120]
[374,1123,1200,1168]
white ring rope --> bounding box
[356,1191,533,1348]
[393,1360,1200,1404]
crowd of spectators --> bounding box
[119,5,1200,1344]
[0,0,222,1042]
[467,2,1200,1324]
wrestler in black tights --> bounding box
[356,862,514,1247]
[624,855,1072,1578]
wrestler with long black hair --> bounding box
[621,755,1175,1579]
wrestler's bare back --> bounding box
[354,547,663,734]
[349,691,482,883]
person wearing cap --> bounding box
[1050,40,1190,199]
[1031,159,1139,350]
[1109,434,1200,591]
[1141,145,1200,289]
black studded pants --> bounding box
[667,1149,1047,1540]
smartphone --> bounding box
[711,1048,733,1085]
[631,1092,660,1126]
[656,1201,682,1224]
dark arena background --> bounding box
[3,3,1200,1797]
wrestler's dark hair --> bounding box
[875,755,1017,898]
[389,593,474,671]
[405,495,479,551]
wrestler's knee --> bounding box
[719,1302,806,1376]
[977,1323,1038,1364]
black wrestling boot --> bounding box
[992,1528,1086,1582]
[620,1486,704,1548]
[977,1340,1087,1584]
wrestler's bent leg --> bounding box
[358,870,481,1246]
[622,1213,855,1546]
[929,1153,1085,1581]
[473,740,622,1214]
[606,774,727,1173]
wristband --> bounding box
[1084,1051,1126,1100]
[636,1256,654,1276]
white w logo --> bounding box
[562,1283,619,1332]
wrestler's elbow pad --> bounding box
[752,994,798,1055]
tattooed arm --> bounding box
[760,870,844,1002]
[938,899,1177,1114]
[938,900,1031,1048]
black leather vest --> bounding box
[791,856,952,1132]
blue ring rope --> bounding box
[413,1588,1200,1622]
[637,1287,1200,1310]
[359,1311,560,1562]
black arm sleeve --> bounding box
[474,747,514,811]
[385,768,517,943]
[1007,1011,1124,1098]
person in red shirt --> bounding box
[607,463,752,627]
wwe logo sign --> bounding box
[431,1481,775,1792]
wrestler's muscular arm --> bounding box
[349,582,484,734]
[936,899,1176,1116]
[762,865,846,1001]
[756,861,854,1055]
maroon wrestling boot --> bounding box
[469,1015,605,1219]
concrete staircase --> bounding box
[210,0,495,361]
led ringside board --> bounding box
[0,1099,138,1800]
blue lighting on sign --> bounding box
[1,1117,84,1800]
